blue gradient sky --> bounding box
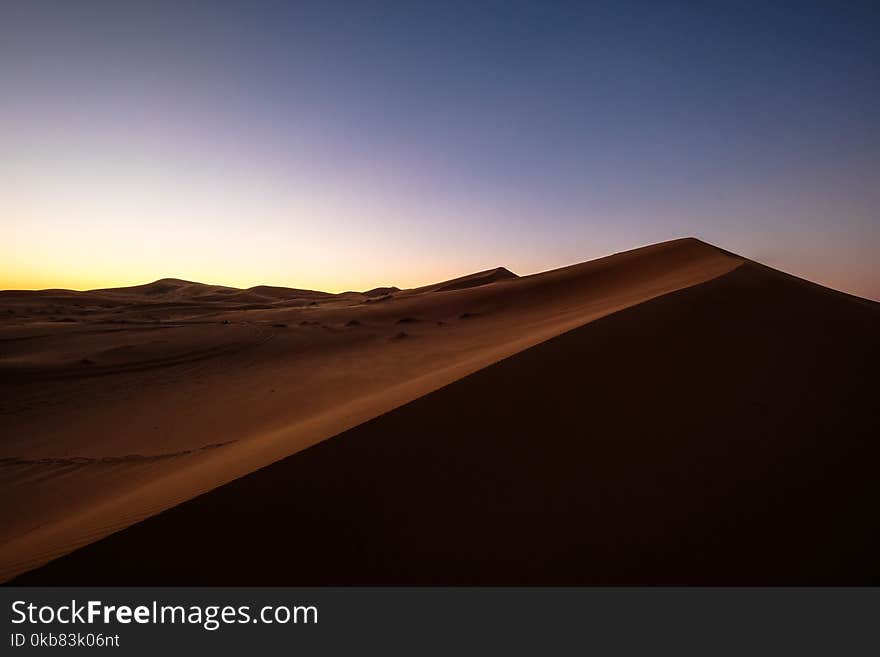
[2,1,878,298]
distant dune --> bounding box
[245,285,336,300]
[412,266,519,294]
[2,238,876,584]
[362,286,401,298]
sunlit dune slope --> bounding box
[1,238,743,581]
[15,259,878,585]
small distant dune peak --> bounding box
[416,266,519,294]
[143,278,213,296]
[363,286,400,298]
[91,277,228,298]
[153,277,196,285]
[486,266,518,279]
[247,285,334,300]
[433,266,518,293]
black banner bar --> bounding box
[2,588,878,655]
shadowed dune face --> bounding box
[14,260,878,585]
[5,236,872,584]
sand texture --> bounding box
[3,238,876,583]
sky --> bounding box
[1,0,878,298]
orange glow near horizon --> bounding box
[1,112,877,300]
[0,140,523,294]
[1,141,877,299]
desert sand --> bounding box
[2,238,877,584]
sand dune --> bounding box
[246,285,335,301]
[411,266,519,294]
[5,237,874,583]
[92,277,237,299]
